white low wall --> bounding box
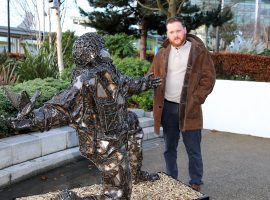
[203,80,270,138]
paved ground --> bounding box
[1,130,270,200]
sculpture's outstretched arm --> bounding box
[5,85,81,132]
[121,72,162,96]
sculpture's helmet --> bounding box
[72,32,110,67]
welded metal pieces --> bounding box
[6,33,161,200]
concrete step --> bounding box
[0,148,81,187]
[138,117,154,128]
[0,116,155,170]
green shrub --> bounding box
[113,56,153,111]
[113,56,150,77]
[61,64,76,81]
[16,44,59,81]
[43,31,77,69]
[105,33,136,58]
[0,77,69,138]
[0,62,19,85]
[258,48,270,56]
[0,53,8,65]
[129,90,153,111]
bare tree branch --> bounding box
[176,0,185,14]
[157,0,168,16]
[137,0,160,11]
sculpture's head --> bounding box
[72,32,111,67]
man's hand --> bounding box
[144,72,162,89]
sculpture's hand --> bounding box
[134,170,160,183]
[5,117,34,131]
[54,189,113,200]
[3,88,41,120]
[144,72,162,89]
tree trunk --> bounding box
[254,0,261,44]
[55,8,64,76]
[205,26,209,47]
[139,20,147,60]
[215,26,220,52]
[266,27,270,48]
[48,6,52,50]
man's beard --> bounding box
[170,36,186,47]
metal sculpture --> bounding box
[5,32,161,200]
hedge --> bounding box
[211,52,270,82]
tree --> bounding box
[80,0,232,58]
[79,0,162,59]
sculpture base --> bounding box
[16,173,209,200]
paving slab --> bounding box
[138,117,154,128]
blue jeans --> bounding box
[161,99,203,185]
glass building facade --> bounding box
[190,0,270,48]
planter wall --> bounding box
[203,80,270,138]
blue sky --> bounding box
[0,0,95,36]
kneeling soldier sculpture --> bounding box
[5,33,161,200]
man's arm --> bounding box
[193,51,216,104]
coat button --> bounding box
[159,106,162,108]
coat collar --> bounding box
[160,34,205,67]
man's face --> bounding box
[166,21,187,48]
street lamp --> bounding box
[48,0,59,9]
[7,0,11,53]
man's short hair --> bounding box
[166,17,186,27]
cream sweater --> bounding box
[165,41,191,103]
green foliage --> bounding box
[12,77,69,108]
[79,1,139,35]
[219,21,237,49]
[227,37,267,54]
[34,31,77,80]
[62,31,77,68]
[16,44,59,81]
[105,33,136,58]
[61,64,76,81]
[113,56,153,110]
[113,56,150,77]
[129,90,154,111]
[217,73,254,81]
[0,53,8,65]
[258,48,270,56]
[204,5,233,28]
[0,78,69,138]
[0,62,19,85]
[80,0,233,36]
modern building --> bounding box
[190,0,270,49]
[0,26,43,53]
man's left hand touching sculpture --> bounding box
[5,33,161,200]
